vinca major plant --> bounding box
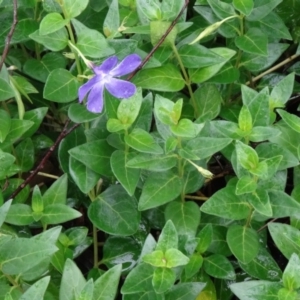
[0,0,300,299]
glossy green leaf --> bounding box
[170,119,204,138]
[42,174,68,206]
[278,109,300,133]
[201,186,251,220]
[63,0,88,18]
[165,282,206,300]
[138,171,182,211]
[178,44,225,69]
[41,204,81,225]
[143,250,166,267]
[5,204,34,225]
[165,201,200,237]
[152,267,175,294]
[238,105,252,132]
[156,220,178,252]
[244,189,272,217]
[77,279,94,300]
[23,107,48,138]
[121,263,154,294]
[44,69,80,102]
[235,140,259,171]
[29,28,68,51]
[207,0,236,18]
[125,129,163,154]
[20,276,50,300]
[189,48,236,83]
[88,185,140,236]
[194,84,222,122]
[14,138,34,172]
[93,264,122,300]
[184,254,203,279]
[69,156,99,193]
[203,254,235,280]
[246,0,283,21]
[230,280,281,300]
[127,153,177,171]
[236,176,257,195]
[39,13,68,35]
[249,126,281,142]
[59,259,86,300]
[233,0,253,15]
[23,53,66,83]
[0,78,14,101]
[133,64,185,92]
[110,150,140,196]
[164,248,189,268]
[283,253,300,290]
[196,224,213,253]
[0,200,12,228]
[103,0,120,38]
[0,109,11,142]
[239,246,282,281]
[68,103,100,123]
[69,140,114,176]
[227,225,259,263]
[235,28,268,56]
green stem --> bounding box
[171,44,199,117]
[93,225,98,268]
[245,207,253,227]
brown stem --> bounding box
[126,0,189,81]
[0,0,18,71]
[8,120,80,200]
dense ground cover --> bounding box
[1,0,300,299]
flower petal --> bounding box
[105,78,136,99]
[109,54,142,77]
[93,56,118,75]
[78,76,99,102]
[86,82,105,113]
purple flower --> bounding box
[78,54,142,113]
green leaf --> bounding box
[69,140,114,176]
[59,259,86,300]
[72,19,113,58]
[110,150,140,196]
[125,129,163,154]
[203,254,235,280]
[24,52,66,83]
[282,253,300,290]
[227,225,259,263]
[165,201,200,237]
[15,138,34,172]
[178,44,225,69]
[278,288,297,300]
[152,267,175,294]
[19,276,50,300]
[161,0,185,21]
[0,109,10,142]
[165,282,206,300]
[165,248,189,268]
[238,105,252,132]
[29,28,68,51]
[138,170,182,211]
[233,0,253,15]
[230,281,281,300]
[184,254,203,279]
[244,189,272,217]
[77,279,94,300]
[88,185,140,236]
[235,28,268,56]
[69,157,99,194]
[194,84,222,122]
[269,223,300,260]
[278,109,300,133]
[93,264,122,300]
[143,250,166,267]
[0,78,14,101]
[43,174,68,206]
[39,13,68,35]
[268,190,300,218]
[103,0,120,38]
[246,0,283,21]
[189,48,236,83]
[235,176,257,195]
[235,140,259,171]
[31,185,43,213]
[196,224,213,253]
[126,153,177,171]
[121,263,154,294]
[68,103,100,123]
[270,73,295,109]
[43,69,80,102]
[156,220,178,251]
[201,186,251,220]
[249,126,281,142]
[239,246,282,281]
[5,204,34,225]
[133,64,185,92]
[63,0,88,18]
[207,0,236,18]
[136,0,161,23]
[0,237,58,275]
[182,137,232,160]
[170,119,204,139]
[41,204,82,225]
[0,200,12,228]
